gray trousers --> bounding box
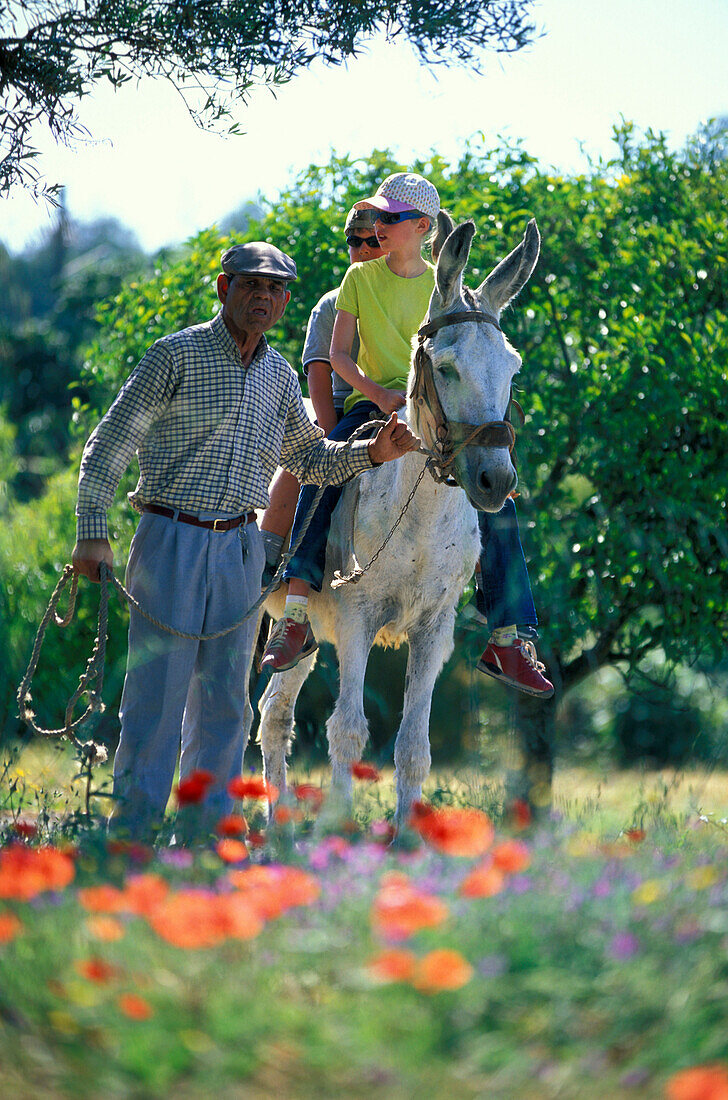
[112,512,264,838]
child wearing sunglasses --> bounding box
[261,172,553,698]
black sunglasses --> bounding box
[375,209,424,226]
[346,234,380,249]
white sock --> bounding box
[490,625,518,647]
[284,595,309,624]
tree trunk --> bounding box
[506,690,557,817]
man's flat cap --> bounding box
[220,242,297,282]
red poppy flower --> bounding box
[175,769,215,805]
[0,844,75,900]
[0,912,22,943]
[227,776,279,802]
[410,805,494,858]
[367,948,417,984]
[491,839,531,874]
[666,1063,728,1100]
[75,957,120,983]
[458,861,505,899]
[414,949,473,992]
[510,798,532,830]
[122,873,169,917]
[351,762,381,782]
[118,993,154,1020]
[293,784,324,809]
[78,884,127,913]
[371,872,448,940]
[625,828,646,843]
[216,814,248,837]
[12,821,38,840]
[216,839,249,864]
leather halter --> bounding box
[410,309,521,487]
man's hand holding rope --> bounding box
[73,538,114,583]
[367,412,420,464]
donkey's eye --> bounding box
[438,363,460,380]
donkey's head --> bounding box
[409,213,540,512]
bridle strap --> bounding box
[411,308,518,486]
[418,309,503,339]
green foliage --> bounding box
[80,126,728,714]
[0,0,536,197]
[0,466,134,743]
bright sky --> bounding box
[1,0,726,254]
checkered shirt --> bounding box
[76,310,375,540]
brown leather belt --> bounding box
[143,504,256,531]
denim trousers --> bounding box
[112,512,265,839]
[284,399,380,592]
[477,498,538,631]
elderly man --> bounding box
[72,242,418,839]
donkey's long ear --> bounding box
[431,220,475,316]
[431,210,455,264]
[477,219,540,317]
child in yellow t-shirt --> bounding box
[260,172,553,698]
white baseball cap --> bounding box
[358,172,440,220]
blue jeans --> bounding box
[477,498,538,632]
[284,400,381,592]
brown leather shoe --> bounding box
[260,616,318,672]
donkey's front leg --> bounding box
[327,613,377,802]
[394,615,456,829]
[258,652,318,795]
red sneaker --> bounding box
[477,639,554,698]
[259,616,318,672]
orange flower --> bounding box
[78,884,127,913]
[666,1064,728,1100]
[367,948,417,984]
[118,993,154,1020]
[371,872,448,940]
[213,894,264,941]
[273,806,303,825]
[277,867,320,909]
[228,776,279,802]
[414,949,473,992]
[293,784,324,809]
[410,804,494,858]
[491,839,531,874]
[147,888,262,948]
[351,762,381,781]
[459,861,505,899]
[0,912,22,943]
[216,814,248,837]
[175,769,215,805]
[0,844,75,900]
[122,873,169,918]
[228,865,320,920]
[148,890,227,949]
[75,957,120,983]
[216,839,249,864]
[86,915,125,942]
[625,828,646,843]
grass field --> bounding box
[2,742,728,1099]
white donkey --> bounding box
[257,213,540,826]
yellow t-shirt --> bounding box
[335,256,435,414]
